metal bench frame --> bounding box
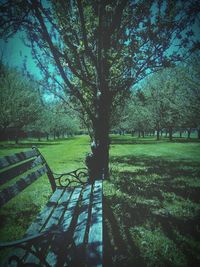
[0,147,103,267]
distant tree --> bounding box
[123,93,153,137]
[47,103,80,139]
[0,64,42,143]
[144,68,187,141]
[177,54,200,138]
[1,1,199,177]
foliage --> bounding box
[116,56,200,140]
[0,64,42,141]
[0,0,199,176]
[47,103,80,138]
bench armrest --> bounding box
[54,167,88,187]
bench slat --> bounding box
[26,188,64,235]
[44,188,73,231]
[45,187,82,266]
[74,184,92,246]
[0,165,47,207]
[0,149,38,169]
[24,188,73,265]
[61,187,82,231]
[0,156,43,186]
[87,180,103,267]
[1,188,65,267]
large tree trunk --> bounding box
[93,95,111,180]
[85,91,111,181]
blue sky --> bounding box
[0,32,40,78]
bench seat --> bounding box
[0,148,103,267]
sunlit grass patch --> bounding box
[161,192,200,219]
[132,225,187,267]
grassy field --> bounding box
[0,135,200,266]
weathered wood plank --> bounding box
[61,187,82,231]
[0,156,43,186]
[23,188,73,266]
[72,184,93,266]
[0,165,47,207]
[26,188,64,235]
[44,188,73,231]
[45,187,82,266]
[0,149,38,169]
[74,184,92,246]
[86,180,103,267]
[2,188,64,267]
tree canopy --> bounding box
[1,0,199,177]
[0,63,42,142]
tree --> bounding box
[0,64,42,143]
[1,1,199,177]
[119,92,154,137]
[144,69,180,141]
[26,100,80,140]
[176,54,200,138]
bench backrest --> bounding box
[0,147,56,208]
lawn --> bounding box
[0,135,200,266]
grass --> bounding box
[0,134,200,266]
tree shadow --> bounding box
[104,197,146,267]
[104,154,200,266]
[110,136,200,145]
[111,155,200,202]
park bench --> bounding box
[0,147,103,267]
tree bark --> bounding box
[92,95,111,179]
[198,128,200,139]
[142,131,145,138]
[187,128,191,138]
[156,129,160,140]
[169,126,173,141]
[38,132,41,141]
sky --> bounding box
[0,32,40,78]
[0,2,199,84]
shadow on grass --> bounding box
[110,136,200,145]
[111,155,200,202]
[104,154,200,267]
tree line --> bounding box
[0,64,81,143]
[114,55,200,140]
[0,1,199,178]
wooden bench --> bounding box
[0,147,103,267]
